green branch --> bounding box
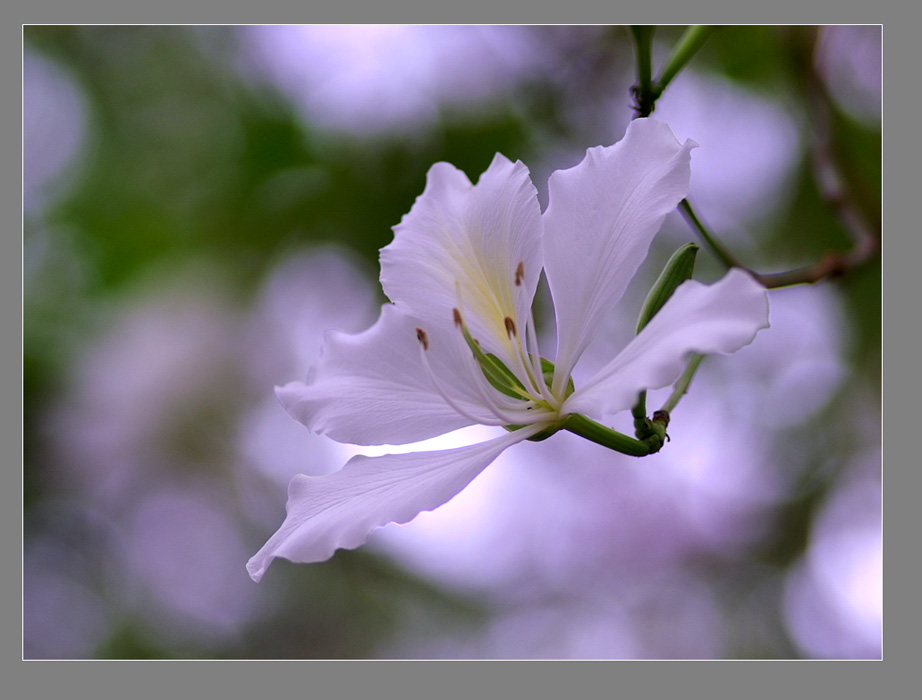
[678,199,742,271]
[631,25,714,118]
[630,26,657,117]
[661,354,704,414]
[656,26,715,94]
[563,413,651,457]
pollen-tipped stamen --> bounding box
[416,332,507,427]
[504,313,548,402]
[453,306,530,401]
[415,327,429,351]
[523,309,561,409]
[453,274,548,407]
[454,336,553,426]
[512,264,561,408]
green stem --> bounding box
[630,391,651,444]
[678,199,742,271]
[631,26,654,89]
[563,413,651,457]
[630,26,657,117]
[661,354,704,414]
[631,391,647,425]
[655,25,715,93]
[631,25,714,117]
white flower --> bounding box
[247,118,769,581]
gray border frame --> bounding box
[11,1,909,698]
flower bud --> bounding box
[635,242,699,334]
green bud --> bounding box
[453,313,526,399]
[481,353,527,399]
[635,242,699,334]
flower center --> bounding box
[414,261,575,436]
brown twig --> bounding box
[682,28,880,290]
[803,28,880,260]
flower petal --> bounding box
[380,153,543,366]
[543,118,697,391]
[562,269,769,418]
[246,426,539,580]
[276,303,500,446]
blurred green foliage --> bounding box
[25,25,537,659]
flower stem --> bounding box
[655,25,715,94]
[678,199,742,271]
[660,353,704,414]
[563,413,651,457]
[631,392,647,425]
[630,26,657,118]
[631,25,715,118]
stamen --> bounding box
[525,310,560,409]
[455,275,541,404]
[511,271,561,408]
[455,337,553,426]
[502,320,549,403]
[417,343,507,427]
[506,261,560,403]
[415,327,429,351]
[454,280,466,319]
[423,325,528,419]
[515,261,525,287]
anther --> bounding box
[452,308,463,328]
[515,261,525,287]
[504,317,517,338]
[415,328,429,351]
